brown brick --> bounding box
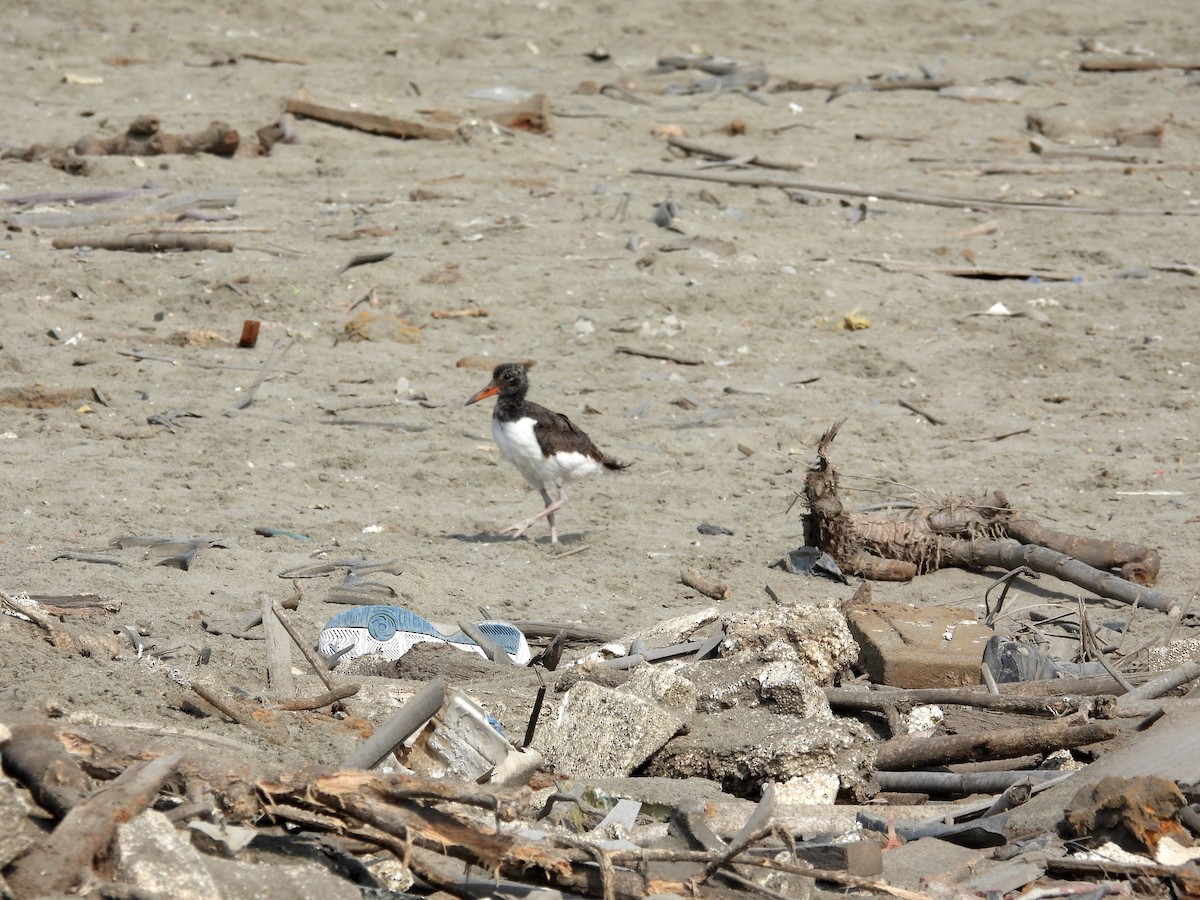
[847,602,993,688]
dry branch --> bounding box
[272,684,361,711]
[666,136,807,171]
[825,686,1111,719]
[1080,57,1200,72]
[873,719,1116,770]
[7,753,182,897]
[801,423,1177,612]
[52,233,234,252]
[285,98,455,141]
[633,167,1200,216]
[681,568,732,601]
[75,118,240,156]
[771,76,953,95]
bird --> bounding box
[466,363,628,543]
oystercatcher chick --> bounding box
[466,363,628,543]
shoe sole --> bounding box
[317,604,530,665]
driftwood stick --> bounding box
[1115,658,1200,709]
[873,719,1116,770]
[116,349,299,373]
[631,167,1200,216]
[191,683,259,730]
[285,98,455,141]
[507,621,620,642]
[272,683,361,711]
[52,233,234,252]
[897,398,944,425]
[342,678,446,770]
[874,770,1068,795]
[616,345,705,365]
[825,686,1111,718]
[1002,512,1160,585]
[7,752,182,897]
[0,183,169,206]
[457,619,516,665]
[431,306,488,319]
[698,785,777,883]
[771,76,954,95]
[938,538,1177,613]
[262,595,295,698]
[681,568,732,601]
[996,671,1152,697]
[1,723,94,817]
[64,712,258,754]
[855,257,1080,281]
[271,598,337,690]
[666,136,807,171]
[1080,57,1200,72]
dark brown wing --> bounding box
[526,401,627,469]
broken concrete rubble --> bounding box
[536,666,696,778]
[115,810,225,900]
[5,554,1200,900]
[643,705,876,801]
[720,596,858,683]
[681,654,833,718]
[117,810,363,900]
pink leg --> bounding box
[504,488,568,543]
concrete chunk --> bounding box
[721,598,857,684]
[644,707,875,800]
[537,667,695,777]
[115,810,221,900]
[880,836,986,890]
[847,601,993,688]
[682,655,833,719]
[0,776,37,869]
[204,855,361,900]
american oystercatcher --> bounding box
[466,363,628,543]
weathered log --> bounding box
[7,753,182,897]
[52,233,234,252]
[261,595,295,698]
[874,719,1117,770]
[874,770,1067,795]
[937,538,1177,612]
[285,98,455,141]
[1,723,94,817]
[825,686,1112,719]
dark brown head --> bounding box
[465,363,530,406]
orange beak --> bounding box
[465,382,500,406]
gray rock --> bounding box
[115,810,222,900]
[721,599,857,684]
[537,667,695,777]
[643,707,876,801]
[203,854,361,900]
[681,654,833,718]
[0,776,37,869]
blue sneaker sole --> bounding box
[316,605,530,665]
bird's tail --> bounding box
[602,456,630,472]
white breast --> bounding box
[493,416,601,490]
